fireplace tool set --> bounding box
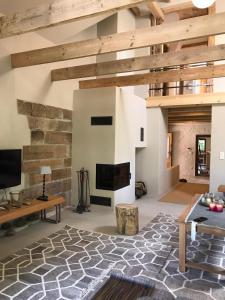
[75,168,90,214]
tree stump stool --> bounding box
[116,203,139,236]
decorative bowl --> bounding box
[200,195,225,208]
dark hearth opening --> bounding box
[90,195,111,207]
[96,162,130,191]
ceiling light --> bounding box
[192,0,216,9]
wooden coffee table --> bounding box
[0,195,64,225]
[179,194,225,275]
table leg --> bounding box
[179,222,187,273]
[40,206,62,224]
[58,205,61,223]
[56,205,59,223]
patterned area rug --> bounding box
[0,214,224,300]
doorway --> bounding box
[195,135,211,177]
[166,133,173,168]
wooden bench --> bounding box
[0,195,65,225]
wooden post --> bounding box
[116,204,139,236]
[179,222,187,272]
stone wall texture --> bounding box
[169,123,211,181]
[17,100,72,205]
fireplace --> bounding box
[96,163,130,191]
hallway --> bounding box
[160,182,209,205]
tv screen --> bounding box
[0,149,22,189]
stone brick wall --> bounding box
[17,100,72,205]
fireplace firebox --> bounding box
[96,163,130,191]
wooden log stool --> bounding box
[116,203,139,236]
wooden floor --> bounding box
[160,182,209,205]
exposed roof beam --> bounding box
[79,64,225,89]
[168,112,211,117]
[51,44,225,81]
[182,41,208,49]
[168,106,211,113]
[130,7,142,16]
[146,93,225,108]
[168,114,212,123]
[162,1,193,14]
[208,3,216,47]
[0,0,169,39]
[147,1,165,20]
[11,12,225,68]
[169,118,211,123]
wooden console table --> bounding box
[0,195,64,225]
[179,194,225,275]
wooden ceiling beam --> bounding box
[208,3,216,47]
[169,118,211,123]
[168,112,211,117]
[169,116,211,120]
[162,1,193,14]
[51,44,225,81]
[130,7,142,16]
[79,64,225,89]
[182,41,208,49]
[11,12,225,68]
[168,106,211,113]
[147,1,165,21]
[0,0,168,39]
[146,93,225,108]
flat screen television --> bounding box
[0,149,22,189]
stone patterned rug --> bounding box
[0,213,224,300]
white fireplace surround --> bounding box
[72,87,147,208]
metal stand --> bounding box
[75,168,90,214]
[40,204,61,224]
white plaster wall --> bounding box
[73,87,147,207]
[72,87,117,205]
[214,0,225,92]
[0,41,29,192]
[117,10,136,60]
[134,17,151,99]
[169,123,211,181]
[210,105,225,192]
[135,108,174,197]
[135,110,159,196]
[97,15,118,65]
[0,24,99,196]
[209,0,225,191]
[11,27,97,109]
[114,89,147,206]
[117,10,136,96]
